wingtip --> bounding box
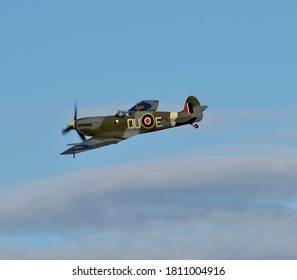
[60,150,73,155]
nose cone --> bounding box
[68,120,76,129]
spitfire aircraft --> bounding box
[61,96,207,156]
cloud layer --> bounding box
[1,156,297,259]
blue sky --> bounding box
[1,0,297,259]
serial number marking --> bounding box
[167,118,177,122]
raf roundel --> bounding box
[141,113,155,129]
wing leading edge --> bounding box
[60,137,125,155]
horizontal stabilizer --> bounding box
[201,105,208,111]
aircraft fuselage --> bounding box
[75,110,202,139]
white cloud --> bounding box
[1,156,297,259]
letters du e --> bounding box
[127,117,163,129]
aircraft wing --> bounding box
[60,137,125,155]
[128,100,159,112]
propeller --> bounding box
[61,103,86,141]
[61,124,73,135]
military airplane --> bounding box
[61,96,207,156]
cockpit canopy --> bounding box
[115,110,133,118]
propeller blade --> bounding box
[74,102,77,120]
[62,126,72,135]
[77,132,86,142]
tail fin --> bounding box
[183,96,200,114]
[181,96,207,122]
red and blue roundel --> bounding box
[141,113,155,129]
